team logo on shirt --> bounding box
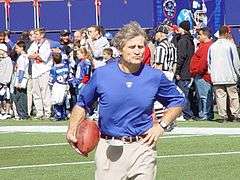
[126,81,133,88]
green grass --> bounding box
[1,117,240,128]
[0,133,240,180]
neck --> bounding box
[203,38,211,43]
[38,38,45,44]
[118,59,141,73]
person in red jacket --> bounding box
[142,45,151,65]
[190,27,214,120]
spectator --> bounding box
[59,30,73,56]
[87,25,109,63]
[75,47,93,96]
[102,48,115,64]
[49,53,70,121]
[208,26,240,122]
[175,20,195,120]
[27,28,52,119]
[190,27,214,120]
[0,43,13,119]
[13,41,29,120]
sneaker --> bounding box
[0,114,12,120]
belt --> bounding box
[100,134,147,143]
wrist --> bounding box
[159,120,168,130]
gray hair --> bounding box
[112,21,147,51]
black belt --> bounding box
[100,134,147,143]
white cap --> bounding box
[0,43,7,52]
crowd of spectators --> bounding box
[0,21,239,122]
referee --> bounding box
[153,24,177,81]
[153,25,179,124]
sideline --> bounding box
[1,126,240,134]
[1,151,240,170]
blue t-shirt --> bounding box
[77,61,185,137]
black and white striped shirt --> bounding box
[154,38,177,71]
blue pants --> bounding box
[53,103,67,120]
[194,76,214,120]
[176,80,195,119]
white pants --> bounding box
[32,72,51,118]
[95,138,157,180]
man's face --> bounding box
[0,35,5,43]
[88,27,99,40]
[120,35,145,65]
[34,31,44,42]
[197,30,207,42]
[155,32,165,42]
[61,35,70,43]
[29,31,36,42]
[74,31,81,42]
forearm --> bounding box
[161,106,183,124]
[69,105,86,129]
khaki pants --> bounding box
[32,72,51,118]
[95,138,157,180]
[214,84,240,118]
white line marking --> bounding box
[0,161,94,170]
[161,135,203,139]
[0,135,206,150]
[0,143,68,150]
[0,151,240,170]
[228,136,240,138]
[156,151,240,158]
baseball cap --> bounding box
[60,30,71,36]
[0,43,7,52]
[155,25,169,34]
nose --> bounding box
[134,47,144,55]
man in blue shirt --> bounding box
[67,21,185,180]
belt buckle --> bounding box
[107,136,124,146]
[122,136,133,143]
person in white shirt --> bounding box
[208,26,240,122]
[87,25,110,68]
[27,28,52,119]
[13,41,29,119]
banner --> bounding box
[154,0,224,33]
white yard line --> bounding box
[0,161,94,170]
[0,135,208,150]
[156,151,240,158]
[0,143,68,150]
[0,151,240,170]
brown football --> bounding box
[76,119,100,156]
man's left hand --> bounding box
[142,122,164,147]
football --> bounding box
[76,119,100,156]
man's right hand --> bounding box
[66,106,87,156]
[66,125,87,156]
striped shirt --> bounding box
[154,38,177,71]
